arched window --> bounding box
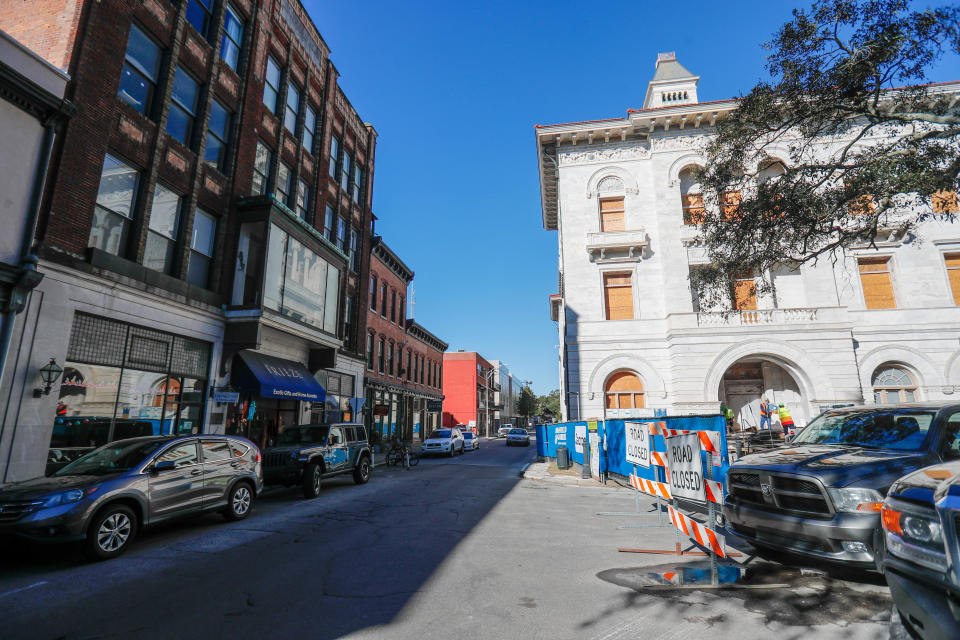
[679,167,704,225]
[152,378,181,407]
[604,371,645,409]
[872,365,916,403]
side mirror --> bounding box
[153,460,176,473]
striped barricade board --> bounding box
[668,505,727,558]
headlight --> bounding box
[882,503,947,571]
[42,488,89,507]
[827,487,884,513]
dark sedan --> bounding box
[0,434,262,560]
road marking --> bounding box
[0,581,48,600]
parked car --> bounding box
[880,460,960,640]
[498,424,513,438]
[506,428,531,447]
[0,434,262,560]
[462,431,479,451]
[723,403,960,568]
[423,428,464,457]
[261,423,371,498]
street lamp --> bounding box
[34,357,63,398]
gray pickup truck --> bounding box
[262,423,372,498]
[724,403,960,568]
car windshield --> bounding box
[791,409,935,450]
[55,439,165,476]
[429,430,452,439]
[509,428,527,435]
[278,427,329,445]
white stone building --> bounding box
[536,52,960,429]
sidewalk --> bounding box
[522,460,607,487]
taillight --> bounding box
[254,450,261,462]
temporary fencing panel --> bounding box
[536,416,727,491]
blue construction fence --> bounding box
[535,416,729,491]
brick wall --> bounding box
[0,0,85,71]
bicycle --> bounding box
[386,441,420,467]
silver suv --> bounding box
[0,435,262,560]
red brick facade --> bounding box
[1,0,377,359]
[441,351,496,435]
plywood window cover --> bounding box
[600,197,625,232]
[681,193,705,225]
[945,252,960,306]
[604,371,645,409]
[858,257,896,309]
[603,272,633,320]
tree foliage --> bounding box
[518,386,537,418]
[693,0,960,305]
[536,389,562,420]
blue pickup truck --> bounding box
[881,460,960,640]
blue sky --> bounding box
[306,0,960,395]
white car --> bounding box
[497,424,513,438]
[423,428,465,457]
[462,431,479,451]
[505,428,531,446]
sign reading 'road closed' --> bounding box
[625,421,651,468]
[666,432,705,502]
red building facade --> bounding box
[363,237,446,447]
[441,351,496,436]
[0,0,378,478]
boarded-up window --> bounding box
[681,193,705,225]
[859,257,896,309]
[604,371,645,409]
[719,190,742,221]
[732,272,757,310]
[849,194,874,216]
[603,273,633,320]
[945,253,960,306]
[933,190,960,214]
[600,197,625,232]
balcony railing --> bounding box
[585,229,649,263]
[697,308,820,327]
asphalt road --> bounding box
[0,439,892,640]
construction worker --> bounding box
[778,402,795,435]
[759,399,771,430]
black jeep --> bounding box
[262,423,372,498]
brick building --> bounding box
[0,0,378,481]
[441,351,497,437]
[363,237,446,448]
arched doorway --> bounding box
[719,358,805,430]
[604,371,645,417]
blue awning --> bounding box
[232,350,326,402]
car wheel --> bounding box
[84,504,138,561]
[223,481,254,521]
[448,446,455,458]
[353,455,371,485]
[302,462,322,499]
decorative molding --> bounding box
[218,72,238,98]
[261,113,277,136]
[558,142,650,167]
[667,153,707,186]
[143,0,168,23]
[650,134,709,154]
[184,33,209,66]
[166,148,188,173]
[204,175,223,195]
[585,166,639,199]
[118,116,144,144]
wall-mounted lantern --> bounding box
[34,358,63,398]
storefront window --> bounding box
[50,314,211,468]
[263,223,340,333]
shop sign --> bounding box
[213,389,240,403]
[373,404,390,416]
[666,432,705,503]
[426,400,442,412]
[587,419,599,432]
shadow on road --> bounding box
[0,446,533,640]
